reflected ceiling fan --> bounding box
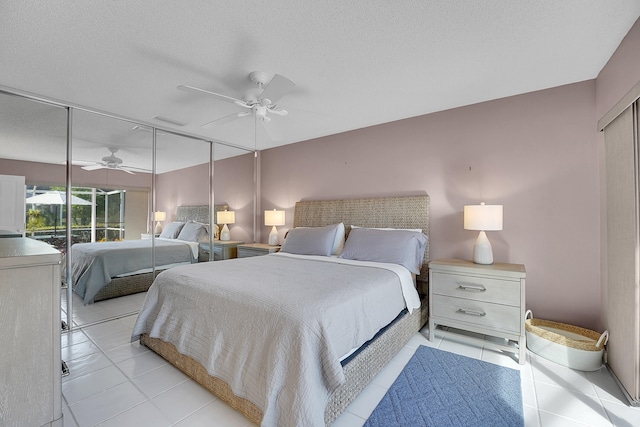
[80,147,148,175]
[178,71,295,139]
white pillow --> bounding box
[331,222,346,255]
[159,222,185,239]
[177,221,209,242]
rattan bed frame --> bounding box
[89,204,227,303]
[140,194,430,425]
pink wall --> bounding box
[261,80,602,330]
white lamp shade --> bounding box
[154,211,166,234]
[264,209,285,226]
[216,210,235,225]
[463,203,503,231]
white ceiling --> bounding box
[1,1,639,158]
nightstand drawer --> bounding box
[237,243,280,258]
[432,295,521,334]
[431,271,520,306]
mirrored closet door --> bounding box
[68,109,154,327]
[0,89,258,330]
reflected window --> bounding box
[25,185,147,252]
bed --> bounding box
[69,204,227,304]
[132,195,430,426]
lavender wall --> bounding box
[260,80,601,330]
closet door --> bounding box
[604,103,640,403]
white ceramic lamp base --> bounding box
[473,230,494,264]
[220,224,230,241]
[268,226,279,246]
[155,222,163,235]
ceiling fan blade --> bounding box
[260,74,295,105]
[81,164,106,171]
[261,119,283,141]
[268,108,288,116]
[234,100,252,108]
[177,85,244,104]
[201,112,243,128]
[72,160,98,166]
[121,165,151,173]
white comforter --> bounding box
[132,253,420,427]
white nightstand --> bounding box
[428,258,526,364]
[141,233,159,239]
[237,243,280,258]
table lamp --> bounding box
[264,209,285,246]
[216,210,235,241]
[154,211,166,235]
[463,202,503,265]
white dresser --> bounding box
[428,258,526,364]
[0,238,63,426]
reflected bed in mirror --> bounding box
[66,204,228,305]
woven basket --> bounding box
[524,310,608,371]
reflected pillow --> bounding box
[177,221,209,242]
[159,222,185,239]
[339,228,428,274]
[280,223,340,256]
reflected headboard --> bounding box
[293,195,430,278]
[175,204,229,224]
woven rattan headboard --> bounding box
[175,204,229,224]
[293,195,430,278]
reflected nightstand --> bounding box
[199,240,244,261]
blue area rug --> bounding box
[364,346,524,427]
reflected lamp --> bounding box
[463,203,503,265]
[154,211,166,235]
[216,210,235,241]
[264,209,285,246]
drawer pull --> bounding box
[456,308,486,317]
[456,282,486,292]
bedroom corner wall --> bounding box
[260,80,601,331]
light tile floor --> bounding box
[60,294,640,426]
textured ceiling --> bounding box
[1,1,639,164]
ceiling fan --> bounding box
[178,71,295,134]
[80,147,148,175]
